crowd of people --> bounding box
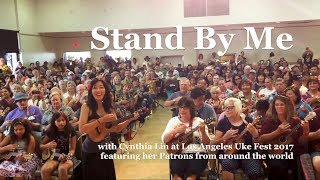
[161,48,320,180]
[0,46,318,179]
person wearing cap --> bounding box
[1,92,43,134]
[292,74,308,95]
[190,87,217,121]
[248,69,256,83]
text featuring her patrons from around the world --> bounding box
[98,142,295,160]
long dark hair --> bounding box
[47,112,72,137]
[87,78,113,114]
[282,71,293,87]
[269,95,295,122]
[10,118,31,145]
[177,97,196,119]
[1,86,13,97]
[285,86,301,105]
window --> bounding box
[106,50,132,62]
[63,51,91,61]
[184,0,229,17]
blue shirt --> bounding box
[296,101,313,120]
[167,91,190,117]
[196,103,217,121]
[5,105,43,123]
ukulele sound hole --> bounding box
[279,137,287,143]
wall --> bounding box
[0,0,18,31]
[35,0,320,33]
[54,25,320,66]
[19,35,57,65]
[0,0,58,65]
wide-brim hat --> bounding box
[14,92,29,103]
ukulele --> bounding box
[85,108,146,142]
[224,116,262,155]
[0,152,34,163]
[268,111,316,154]
[166,117,215,154]
[42,149,72,162]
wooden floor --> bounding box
[114,103,172,179]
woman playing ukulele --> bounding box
[212,97,262,180]
[258,95,309,179]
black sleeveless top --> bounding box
[82,112,119,153]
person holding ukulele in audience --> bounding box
[0,118,40,179]
[212,97,263,180]
[162,97,210,180]
[258,95,309,180]
[40,112,77,180]
[79,78,138,180]
[308,108,320,179]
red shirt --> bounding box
[261,117,305,156]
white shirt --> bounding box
[300,85,308,96]
[161,116,209,153]
[258,88,276,99]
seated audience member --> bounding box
[292,75,308,96]
[28,88,47,112]
[307,108,320,180]
[67,84,86,112]
[206,86,224,117]
[196,78,211,100]
[302,78,320,109]
[40,112,77,180]
[285,86,312,119]
[258,95,309,179]
[212,98,262,180]
[2,92,42,134]
[190,87,217,121]
[258,77,275,101]
[218,78,233,99]
[0,118,40,178]
[162,97,210,180]
[236,79,257,115]
[63,81,77,106]
[116,83,134,112]
[0,87,17,126]
[268,78,286,102]
[253,72,265,92]
[164,78,191,117]
[42,92,77,132]
[231,74,242,94]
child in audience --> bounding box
[0,118,40,179]
[40,112,76,180]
